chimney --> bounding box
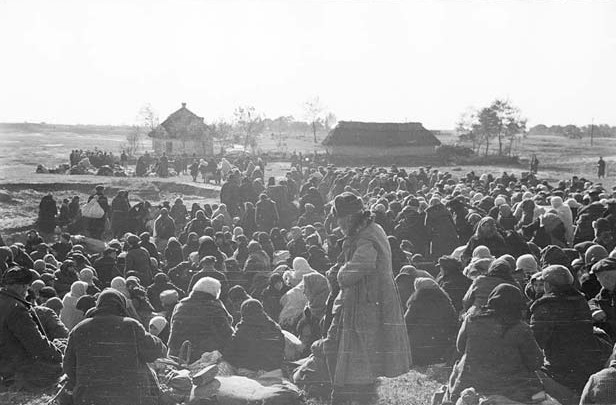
[182,102,187,108]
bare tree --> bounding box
[139,103,160,132]
[125,103,160,156]
[233,106,265,152]
[303,97,326,143]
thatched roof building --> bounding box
[148,103,213,156]
[322,121,440,157]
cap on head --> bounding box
[539,265,574,286]
[2,266,34,286]
[332,192,364,218]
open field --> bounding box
[1,124,615,404]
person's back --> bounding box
[63,290,165,405]
[580,360,616,405]
[531,284,605,392]
[450,313,542,402]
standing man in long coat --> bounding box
[323,192,411,404]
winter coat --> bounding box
[154,215,176,240]
[437,269,472,313]
[93,256,121,287]
[34,306,69,340]
[63,303,165,405]
[580,361,616,405]
[448,313,543,403]
[224,311,285,372]
[262,284,287,322]
[255,198,279,232]
[323,222,411,386]
[146,280,185,312]
[404,288,458,366]
[167,291,234,363]
[425,204,460,259]
[462,234,508,264]
[395,215,423,249]
[530,287,605,392]
[0,289,62,386]
[60,282,88,330]
[54,268,79,298]
[462,274,517,314]
[590,288,616,342]
[125,246,153,285]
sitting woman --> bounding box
[447,283,544,404]
[63,289,166,405]
[404,277,458,366]
[296,272,330,356]
[224,299,285,375]
[168,277,234,363]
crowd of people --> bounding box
[5,159,616,404]
[69,149,119,169]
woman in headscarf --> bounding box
[242,240,270,274]
[226,285,251,325]
[164,237,183,270]
[197,235,226,271]
[270,227,286,251]
[388,235,409,277]
[126,276,155,328]
[322,192,411,404]
[168,277,234,363]
[497,203,516,231]
[394,266,434,311]
[425,197,460,260]
[261,272,289,321]
[462,217,508,264]
[185,210,210,236]
[279,259,318,330]
[436,255,472,313]
[182,232,200,260]
[54,259,79,298]
[146,272,185,312]
[233,235,250,269]
[446,284,544,404]
[515,198,536,229]
[258,232,275,262]
[296,272,330,355]
[462,256,519,314]
[78,268,100,296]
[241,202,258,238]
[60,281,89,330]
[63,289,166,405]
[110,276,141,321]
[224,299,285,374]
[405,277,458,366]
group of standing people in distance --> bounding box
[5,155,616,404]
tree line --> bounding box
[527,124,616,139]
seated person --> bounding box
[0,267,63,390]
[224,299,285,374]
[447,283,544,404]
[167,277,234,363]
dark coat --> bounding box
[404,288,458,366]
[167,291,234,363]
[394,210,429,257]
[125,246,153,285]
[448,313,543,403]
[34,306,69,340]
[255,198,279,232]
[54,268,79,298]
[146,280,185,312]
[462,274,517,314]
[462,234,508,264]
[530,287,605,392]
[93,256,122,287]
[425,204,460,259]
[63,308,166,405]
[437,269,472,313]
[0,289,62,386]
[590,288,616,342]
[224,312,285,371]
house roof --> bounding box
[148,103,209,139]
[322,121,441,147]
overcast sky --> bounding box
[0,0,614,129]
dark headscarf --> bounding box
[540,245,570,269]
[484,283,525,327]
[239,298,280,329]
[486,257,515,282]
[88,289,129,318]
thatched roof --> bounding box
[148,103,209,139]
[322,121,440,147]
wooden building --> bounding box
[148,103,213,156]
[322,121,441,157]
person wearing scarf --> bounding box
[63,289,166,405]
[404,277,458,366]
[223,299,285,373]
[167,277,233,363]
[462,217,508,264]
[446,283,544,403]
[60,281,88,330]
[296,272,330,356]
[462,256,518,315]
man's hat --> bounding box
[332,192,364,218]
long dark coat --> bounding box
[404,288,458,366]
[530,287,606,392]
[167,291,234,363]
[425,204,460,259]
[63,306,165,405]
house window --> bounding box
[165,142,173,154]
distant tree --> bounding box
[125,103,160,156]
[210,119,234,146]
[563,124,583,139]
[456,109,482,154]
[324,112,338,132]
[303,97,326,143]
[457,100,526,156]
[233,106,265,152]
